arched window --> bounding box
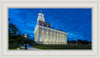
[57,34,59,37]
[46,31,48,34]
[54,40,56,44]
[50,31,52,35]
[41,39,44,44]
[42,39,44,42]
[42,31,44,34]
[50,40,52,44]
[46,39,49,44]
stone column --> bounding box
[41,28,44,44]
[50,30,52,44]
[57,32,59,44]
[46,29,48,44]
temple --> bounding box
[33,11,67,45]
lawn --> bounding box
[9,46,20,50]
[31,44,91,50]
[9,45,21,50]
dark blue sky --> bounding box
[8,8,92,41]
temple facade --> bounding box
[34,12,67,45]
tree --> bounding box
[82,40,89,45]
[9,18,24,46]
[77,39,82,45]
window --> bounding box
[50,40,52,43]
[47,25,48,27]
[60,34,61,37]
[57,34,59,36]
[54,40,56,44]
[54,33,56,36]
[42,39,44,42]
[63,34,64,37]
[46,39,49,44]
[50,32,52,35]
[42,24,44,26]
[46,39,48,42]
[46,31,48,34]
[42,31,44,34]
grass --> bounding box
[9,45,20,50]
[31,44,91,50]
[9,46,20,50]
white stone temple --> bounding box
[33,11,67,45]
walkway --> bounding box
[27,44,40,50]
[17,44,40,50]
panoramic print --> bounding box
[8,8,92,50]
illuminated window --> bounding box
[46,39,49,44]
[42,24,44,26]
[60,34,61,36]
[54,33,56,36]
[46,31,48,34]
[50,40,52,43]
[42,39,44,42]
[42,31,44,34]
[47,25,48,27]
[46,39,48,41]
[50,32,52,35]
[57,34,59,36]
[63,34,64,37]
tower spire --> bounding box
[37,10,45,22]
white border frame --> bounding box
[2,3,97,56]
